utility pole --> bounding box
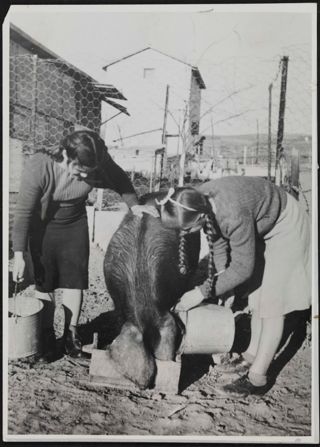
[162,85,170,174]
[290,147,300,201]
[162,85,170,146]
[275,56,289,173]
[178,103,188,187]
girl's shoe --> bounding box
[215,354,252,375]
[223,373,269,396]
[38,327,57,363]
[64,328,84,358]
[232,353,254,373]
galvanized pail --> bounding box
[177,303,235,355]
[8,295,44,360]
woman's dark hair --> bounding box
[202,214,218,298]
[50,130,106,168]
[161,187,218,299]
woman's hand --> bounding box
[174,287,204,312]
[131,205,159,218]
[13,252,25,283]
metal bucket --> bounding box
[8,296,44,360]
[177,303,235,355]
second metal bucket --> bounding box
[177,303,235,355]
[8,296,44,360]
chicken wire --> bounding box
[196,47,312,171]
[9,54,102,155]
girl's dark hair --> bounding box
[162,187,218,299]
[203,214,218,297]
[50,130,106,168]
[178,233,188,276]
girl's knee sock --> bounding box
[242,351,255,364]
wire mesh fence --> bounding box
[9,53,102,155]
[9,46,312,212]
[9,52,106,240]
[199,49,311,164]
[177,48,312,211]
[100,47,313,208]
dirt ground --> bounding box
[6,170,314,439]
[6,244,313,438]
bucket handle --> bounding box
[174,310,188,359]
[12,282,19,323]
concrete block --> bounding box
[154,359,181,394]
[89,349,137,390]
[89,349,181,394]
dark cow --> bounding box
[104,193,200,389]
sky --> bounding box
[5,4,316,136]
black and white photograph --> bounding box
[2,3,318,443]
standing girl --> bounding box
[157,176,311,394]
[12,130,157,361]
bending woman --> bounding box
[12,130,157,361]
[157,176,311,394]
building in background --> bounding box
[102,47,206,167]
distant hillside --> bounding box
[202,133,312,162]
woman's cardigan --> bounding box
[13,150,139,252]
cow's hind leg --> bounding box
[108,322,156,390]
[153,313,184,361]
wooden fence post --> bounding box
[290,147,300,200]
[243,146,247,175]
[275,56,289,175]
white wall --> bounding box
[102,49,193,155]
[88,206,210,261]
[108,148,155,175]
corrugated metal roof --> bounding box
[104,98,130,116]
[92,84,127,100]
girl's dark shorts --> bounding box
[29,214,89,292]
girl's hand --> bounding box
[13,252,25,283]
[131,205,159,218]
[174,287,204,312]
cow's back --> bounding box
[104,212,200,330]
[103,198,200,389]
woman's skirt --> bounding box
[249,193,311,318]
[29,203,89,292]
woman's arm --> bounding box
[200,214,256,298]
[88,150,139,208]
[212,236,229,273]
[12,156,44,252]
[198,236,229,297]
[213,214,256,296]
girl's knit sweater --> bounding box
[13,151,138,252]
[197,176,288,297]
